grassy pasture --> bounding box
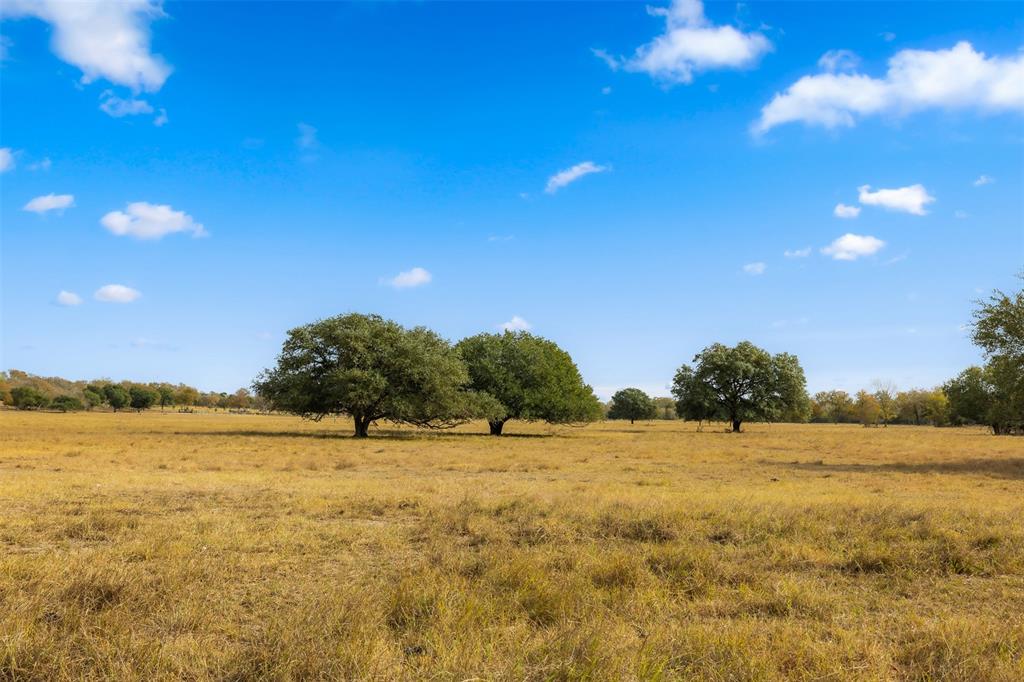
[1,411,1022,680]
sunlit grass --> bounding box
[1,411,1022,680]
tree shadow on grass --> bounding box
[768,457,1024,480]
[169,429,552,441]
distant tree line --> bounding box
[0,370,261,413]
[5,279,1019,437]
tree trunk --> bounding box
[489,420,506,436]
[731,418,742,433]
[354,416,371,438]
[630,418,634,424]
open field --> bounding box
[1,411,1022,680]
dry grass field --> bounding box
[1,411,1022,681]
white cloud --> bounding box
[500,315,532,332]
[0,35,11,61]
[881,32,896,43]
[755,42,1024,133]
[743,262,766,275]
[973,174,994,186]
[954,210,969,219]
[821,233,885,261]
[387,267,432,289]
[296,122,318,149]
[833,203,861,219]
[545,161,609,194]
[784,247,811,258]
[601,86,612,95]
[1,0,171,91]
[609,0,771,84]
[591,48,620,71]
[28,157,52,171]
[23,193,74,214]
[153,108,168,127]
[56,290,82,306]
[0,147,14,172]
[95,284,141,303]
[99,92,153,117]
[818,49,860,73]
[858,184,934,215]
[100,202,207,239]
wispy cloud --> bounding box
[743,262,766,275]
[973,174,994,187]
[545,161,609,194]
[0,147,15,173]
[99,91,154,117]
[386,267,432,289]
[784,247,811,258]
[23,193,74,214]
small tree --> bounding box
[255,313,483,437]
[157,385,175,410]
[671,341,808,433]
[871,380,898,427]
[82,388,105,410]
[129,385,160,411]
[607,388,657,424]
[854,390,881,427]
[456,331,601,435]
[104,385,131,412]
[51,395,84,412]
[10,386,49,410]
[814,390,855,423]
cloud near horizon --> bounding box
[94,284,141,303]
[500,315,532,332]
[755,41,1024,133]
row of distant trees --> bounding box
[0,371,261,413]
[5,279,1019,436]
[601,278,1021,435]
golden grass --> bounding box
[1,411,1022,680]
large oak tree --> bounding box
[671,341,808,433]
[255,313,487,437]
[456,331,601,435]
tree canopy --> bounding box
[671,341,808,432]
[254,313,484,437]
[456,331,601,435]
[607,388,657,423]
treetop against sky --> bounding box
[1,0,1021,397]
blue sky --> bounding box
[1,0,1022,398]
